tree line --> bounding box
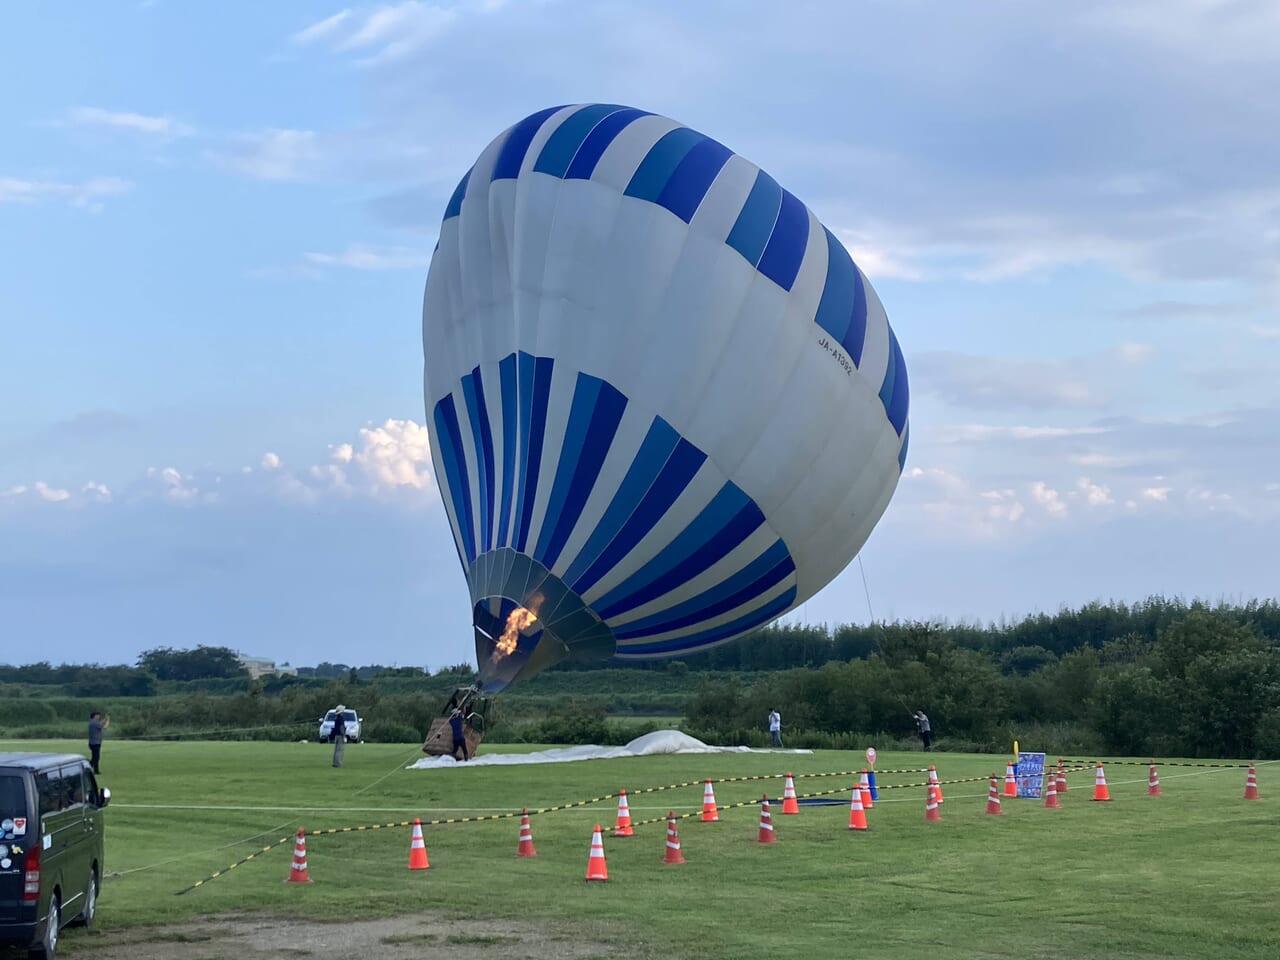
[3,597,1277,758]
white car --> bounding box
[318,709,361,743]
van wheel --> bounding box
[29,892,58,959]
[73,867,97,928]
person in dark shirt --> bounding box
[331,705,347,768]
[449,709,470,762]
[87,711,110,774]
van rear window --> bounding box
[0,775,25,819]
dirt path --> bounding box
[40,913,616,959]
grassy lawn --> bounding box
[10,737,1274,959]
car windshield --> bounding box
[343,711,357,722]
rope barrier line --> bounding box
[169,759,1265,893]
[1060,758,1260,769]
[174,835,294,896]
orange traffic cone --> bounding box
[1147,761,1161,797]
[516,808,537,857]
[1243,764,1259,800]
[613,790,634,836]
[701,779,720,822]
[848,782,869,831]
[663,811,685,864]
[928,764,944,803]
[859,769,874,809]
[585,824,608,881]
[1043,770,1060,808]
[925,784,942,822]
[1057,757,1068,794]
[985,775,1003,815]
[757,796,776,844]
[285,828,312,883]
[408,818,430,870]
[781,772,800,814]
[1003,761,1017,797]
[1091,762,1111,801]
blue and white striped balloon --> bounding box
[424,104,909,691]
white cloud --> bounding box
[295,1,469,64]
[1142,486,1171,501]
[81,481,112,503]
[1075,477,1114,507]
[146,466,199,502]
[933,423,1112,443]
[291,9,353,45]
[219,129,322,181]
[1030,481,1067,516]
[304,244,428,270]
[261,452,282,470]
[0,175,131,211]
[346,418,435,493]
[1115,342,1155,364]
[65,106,192,138]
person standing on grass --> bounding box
[768,708,783,748]
[449,708,470,762]
[914,710,932,752]
[87,710,110,774]
[331,704,347,768]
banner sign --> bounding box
[1016,751,1046,798]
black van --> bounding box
[0,753,109,959]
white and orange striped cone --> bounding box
[516,808,537,857]
[757,796,776,844]
[585,824,608,881]
[285,828,312,883]
[1147,761,1161,797]
[927,764,944,803]
[985,775,1003,815]
[613,790,634,837]
[925,784,942,822]
[663,811,685,864]
[781,772,800,814]
[1243,764,1259,800]
[859,769,874,809]
[848,783,869,831]
[1043,770,1060,808]
[701,778,720,822]
[1091,762,1111,801]
[1003,761,1017,797]
[408,817,430,870]
[1057,757,1068,794]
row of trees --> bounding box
[682,607,1280,758]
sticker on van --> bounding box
[1,816,25,838]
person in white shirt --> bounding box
[768,708,782,747]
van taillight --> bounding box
[22,846,40,903]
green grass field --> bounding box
[9,738,1275,959]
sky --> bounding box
[3,0,1278,671]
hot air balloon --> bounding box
[423,104,909,693]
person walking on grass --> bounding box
[768,708,783,748]
[913,710,932,752]
[87,710,110,774]
[331,704,347,768]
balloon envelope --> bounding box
[424,104,909,691]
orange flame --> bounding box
[494,606,537,658]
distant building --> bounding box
[237,655,297,678]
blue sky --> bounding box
[3,0,1278,670]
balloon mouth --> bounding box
[470,548,616,692]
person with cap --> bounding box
[331,704,348,768]
[767,707,782,747]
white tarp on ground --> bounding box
[407,729,812,768]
